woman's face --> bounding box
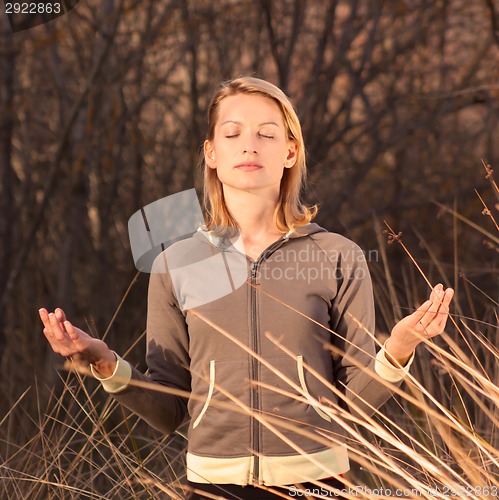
[204,94,298,199]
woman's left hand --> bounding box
[385,283,454,366]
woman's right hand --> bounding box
[39,307,117,377]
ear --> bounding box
[204,140,216,169]
[284,141,298,169]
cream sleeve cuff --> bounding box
[375,340,415,383]
[90,351,132,393]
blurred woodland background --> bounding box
[0,0,498,496]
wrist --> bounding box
[91,351,117,378]
[385,337,417,367]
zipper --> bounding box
[249,260,259,484]
[247,233,290,485]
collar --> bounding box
[195,223,326,247]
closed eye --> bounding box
[225,134,273,139]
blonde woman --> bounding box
[40,76,453,499]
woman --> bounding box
[39,76,453,499]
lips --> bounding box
[235,162,263,171]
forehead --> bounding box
[216,94,284,126]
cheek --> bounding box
[269,149,288,167]
[211,141,234,163]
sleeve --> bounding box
[90,351,132,393]
[375,340,415,382]
[329,240,409,418]
[99,251,191,435]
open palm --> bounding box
[39,308,115,372]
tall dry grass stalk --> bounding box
[1,163,497,498]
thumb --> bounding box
[64,320,80,340]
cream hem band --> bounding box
[186,445,349,486]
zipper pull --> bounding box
[250,262,259,284]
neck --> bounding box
[222,185,283,239]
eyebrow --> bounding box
[220,120,280,127]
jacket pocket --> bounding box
[297,355,332,422]
[188,358,251,456]
[192,359,215,429]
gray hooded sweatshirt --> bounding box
[93,223,413,486]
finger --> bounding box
[421,300,453,337]
[430,286,446,317]
[434,289,454,328]
[55,308,67,323]
[419,298,442,327]
[54,309,68,332]
[434,303,450,331]
[430,287,453,324]
[42,327,65,354]
[407,299,433,327]
[429,283,443,303]
[49,312,69,341]
[39,308,52,329]
[43,325,54,341]
[441,287,454,308]
[40,308,56,339]
[434,285,453,306]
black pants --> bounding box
[185,476,344,499]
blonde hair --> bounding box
[201,76,318,236]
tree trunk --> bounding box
[0,18,16,363]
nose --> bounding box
[243,132,258,154]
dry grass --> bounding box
[1,164,498,499]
